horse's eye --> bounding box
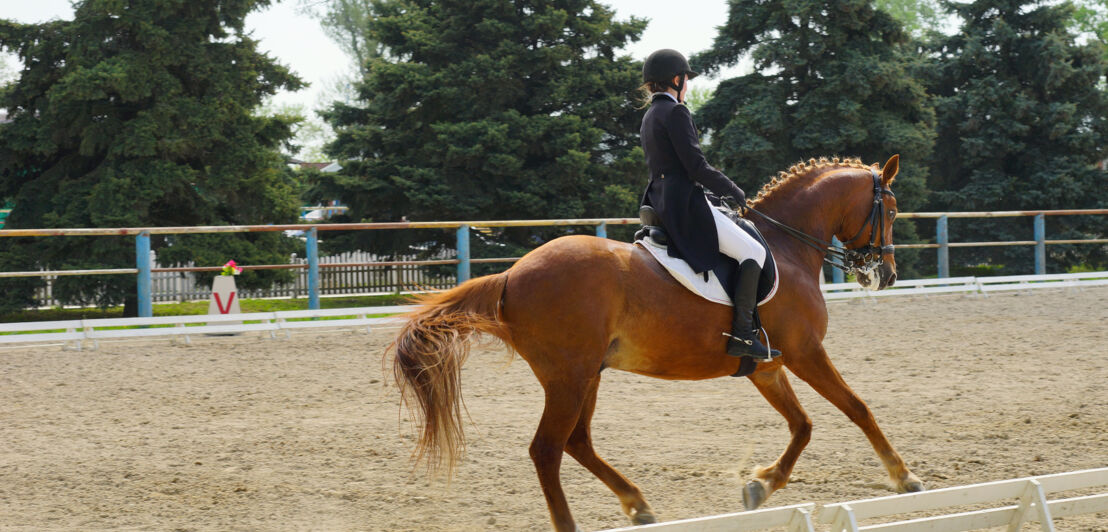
[888,210,897,220]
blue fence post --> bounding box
[1034,213,1046,275]
[306,227,320,310]
[456,224,470,284]
[595,222,607,239]
[937,215,949,278]
[831,236,845,284]
[135,231,152,318]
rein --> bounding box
[739,169,895,277]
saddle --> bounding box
[635,205,779,378]
[634,205,779,306]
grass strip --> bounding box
[0,293,417,325]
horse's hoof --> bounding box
[902,480,925,493]
[742,480,767,510]
[897,472,925,493]
[630,508,656,525]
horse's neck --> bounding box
[755,172,853,277]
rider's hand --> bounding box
[728,185,747,213]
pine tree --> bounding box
[309,0,647,262]
[925,0,1108,273]
[692,0,936,276]
[0,0,304,312]
[874,0,944,36]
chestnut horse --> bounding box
[389,155,923,531]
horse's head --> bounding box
[837,155,899,291]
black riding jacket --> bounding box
[639,93,745,273]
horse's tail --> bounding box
[388,272,512,476]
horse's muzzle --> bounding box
[878,262,897,290]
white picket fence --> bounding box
[31,250,457,307]
[0,306,411,350]
[601,468,1108,532]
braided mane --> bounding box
[748,156,874,208]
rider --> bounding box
[638,49,781,362]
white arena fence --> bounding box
[603,467,1108,532]
[821,271,1108,301]
[605,503,817,532]
[0,306,410,351]
[818,468,1108,531]
[28,264,1103,309]
[1,271,1105,349]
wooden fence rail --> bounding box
[1,209,1105,314]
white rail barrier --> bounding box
[818,467,1108,531]
[822,277,979,300]
[1,271,1106,348]
[821,271,1108,301]
[0,319,87,344]
[0,306,414,350]
[604,503,816,532]
[974,271,1108,294]
[599,468,1108,532]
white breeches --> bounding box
[707,196,766,267]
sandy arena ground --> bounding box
[1,287,1106,531]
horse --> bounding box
[388,155,923,531]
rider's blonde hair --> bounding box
[635,81,670,109]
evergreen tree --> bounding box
[309,0,647,261]
[925,0,1108,273]
[0,0,303,312]
[691,0,936,276]
[874,0,944,36]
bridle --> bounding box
[738,168,895,279]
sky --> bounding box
[1,0,750,113]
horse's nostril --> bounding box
[888,273,897,287]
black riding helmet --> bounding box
[643,49,699,102]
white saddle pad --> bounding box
[635,237,779,307]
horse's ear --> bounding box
[881,154,900,186]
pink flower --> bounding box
[221,260,243,276]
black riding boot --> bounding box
[726,259,782,361]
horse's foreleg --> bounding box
[564,375,656,526]
[743,366,813,510]
[786,347,924,493]
[530,377,593,532]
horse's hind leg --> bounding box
[564,375,656,526]
[742,366,813,510]
[530,374,594,532]
[786,346,924,493]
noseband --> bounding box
[741,169,895,278]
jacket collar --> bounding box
[652,92,678,103]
